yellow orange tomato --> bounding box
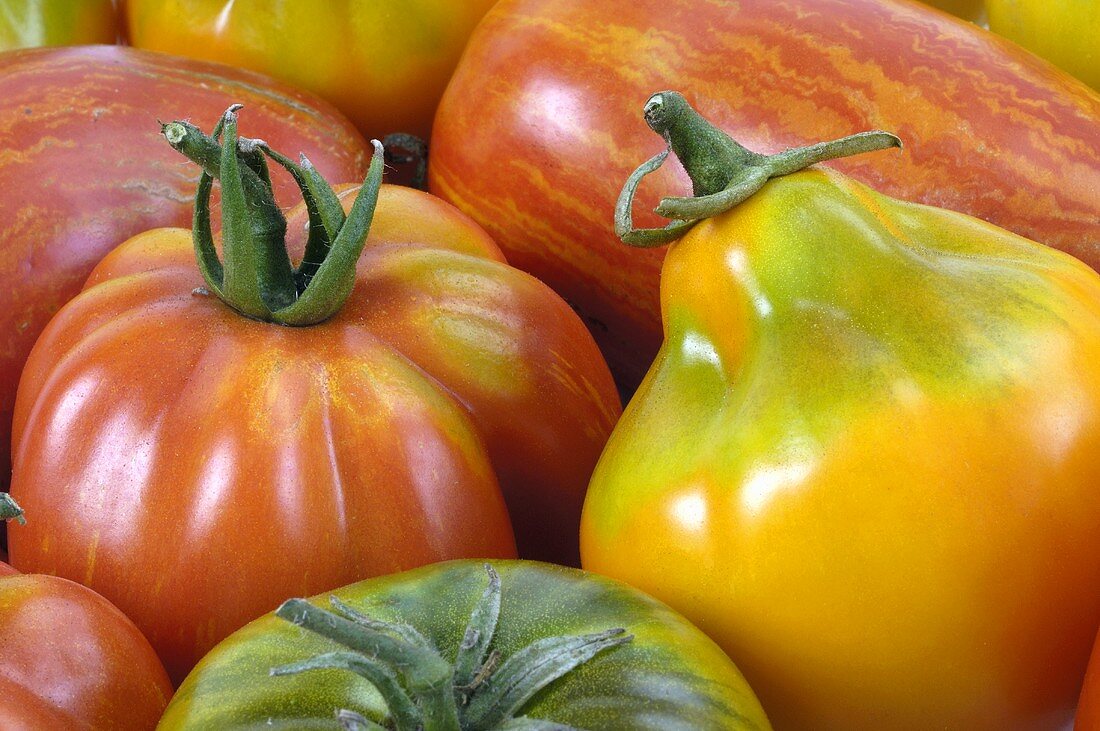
[123,0,497,138]
[0,0,117,51]
[986,0,1099,90]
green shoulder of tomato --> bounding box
[159,560,772,730]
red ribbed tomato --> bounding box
[0,46,369,491]
[8,117,619,684]
[430,0,1100,391]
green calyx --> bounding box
[272,565,632,731]
[161,106,385,326]
[615,90,903,247]
[0,493,25,525]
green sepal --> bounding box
[498,719,583,731]
[462,628,632,729]
[330,595,432,650]
[336,709,387,731]
[272,652,421,731]
[615,90,901,247]
[268,139,385,326]
[258,146,348,289]
[1,492,25,526]
[271,565,633,731]
[218,110,283,317]
[453,563,502,700]
[275,597,459,730]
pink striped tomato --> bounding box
[430,0,1100,391]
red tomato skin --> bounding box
[0,45,370,490]
[8,185,619,685]
[1079,630,1100,730]
[429,0,1100,390]
[0,565,172,730]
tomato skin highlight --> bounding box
[0,0,117,50]
[581,168,1100,729]
[0,564,172,730]
[429,0,1100,392]
[9,181,619,685]
[124,0,498,140]
[159,560,772,730]
[0,46,370,492]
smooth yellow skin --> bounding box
[124,0,497,139]
[581,169,1100,730]
[918,0,985,21]
[0,0,116,50]
[986,0,1099,89]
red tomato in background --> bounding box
[1080,629,1100,731]
[123,0,498,140]
[8,165,620,684]
[0,561,172,729]
[430,0,1100,392]
[0,46,370,493]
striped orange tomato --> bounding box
[0,46,370,491]
[430,0,1100,391]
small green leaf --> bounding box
[464,629,632,728]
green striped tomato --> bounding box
[159,561,771,730]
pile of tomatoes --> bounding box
[1,1,1098,729]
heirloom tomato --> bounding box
[0,0,117,51]
[430,0,1100,392]
[123,0,497,140]
[0,46,368,492]
[580,93,1100,730]
[160,560,771,730]
[2,494,172,729]
[986,0,1100,90]
[8,111,619,684]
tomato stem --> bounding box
[161,107,385,326]
[0,493,25,525]
[271,564,632,730]
[615,90,902,247]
